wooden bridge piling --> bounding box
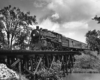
[0,50,81,80]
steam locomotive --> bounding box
[31,26,89,51]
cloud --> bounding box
[51,13,59,20]
[60,21,88,42]
[33,0,50,8]
[62,32,86,42]
[34,0,100,42]
[39,18,89,32]
[39,18,88,42]
[62,21,89,29]
[39,0,100,23]
[39,18,60,31]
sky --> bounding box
[0,0,100,43]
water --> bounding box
[63,73,100,80]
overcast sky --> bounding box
[0,0,100,43]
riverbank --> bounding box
[72,68,100,73]
[73,51,100,73]
[63,73,100,80]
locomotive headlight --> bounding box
[33,34,35,36]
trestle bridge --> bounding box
[0,50,81,80]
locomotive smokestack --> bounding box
[36,26,39,30]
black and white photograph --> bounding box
[0,0,100,80]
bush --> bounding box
[74,53,100,72]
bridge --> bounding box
[0,50,81,80]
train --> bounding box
[31,26,89,51]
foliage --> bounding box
[74,53,100,72]
[85,15,100,54]
[37,60,63,80]
[86,29,100,54]
[0,5,37,50]
[86,30,98,50]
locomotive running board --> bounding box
[0,50,81,55]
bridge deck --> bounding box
[0,50,80,79]
[0,50,81,55]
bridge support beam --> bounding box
[0,51,80,80]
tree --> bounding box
[0,5,37,50]
[86,29,100,54]
[85,15,100,54]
